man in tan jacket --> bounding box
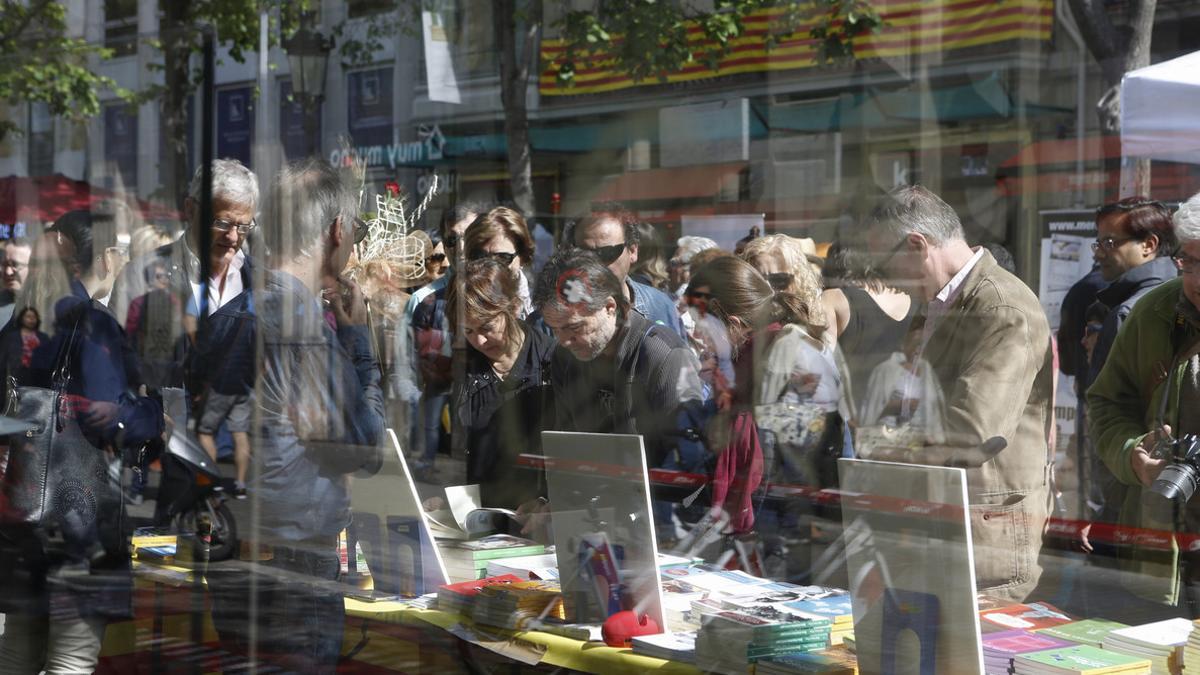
[861,185,1055,602]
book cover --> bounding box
[1037,620,1130,647]
[1016,644,1151,674]
[983,629,1073,655]
[981,602,1073,631]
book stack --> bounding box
[437,534,544,581]
[983,630,1074,675]
[1012,645,1151,674]
[981,602,1075,633]
[1103,619,1192,675]
[631,631,698,663]
[435,573,524,616]
[756,646,858,674]
[695,610,831,675]
[782,595,855,645]
[1183,619,1200,673]
[1037,620,1129,649]
[470,579,564,630]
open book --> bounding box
[425,484,521,540]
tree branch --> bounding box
[0,0,56,47]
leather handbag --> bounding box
[0,311,124,560]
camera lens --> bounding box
[1143,463,1200,522]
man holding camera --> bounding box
[1089,190,1200,609]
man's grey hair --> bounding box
[672,236,718,264]
[867,185,964,245]
[187,158,259,212]
[1174,191,1200,246]
[266,158,357,261]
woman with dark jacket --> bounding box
[0,211,163,673]
[447,258,555,511]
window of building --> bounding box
[27,102,54,177]
[347,67,393,148]
[103,102,137,190]
[216,85,255,168]
[104,0,138,58]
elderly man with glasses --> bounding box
[1089,190,1200,610]
[109,158,260,501]
[861,185,1054,603]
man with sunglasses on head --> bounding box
[1088,191,1200,610]
[109,158,260,501]
[862,185,1054,603]
[572,204,686,340]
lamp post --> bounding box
[283,12,333,157]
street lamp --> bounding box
[283,12,333,156]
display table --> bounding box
[121,559,701,674]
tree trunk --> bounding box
[496,0,539,218]
[159,0,194,210]
[1121,0,1156,197]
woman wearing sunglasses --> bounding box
[462,207,536,318]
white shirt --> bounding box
[189,249,246,315]
[902,246,985,419]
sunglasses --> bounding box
[471,251,518,266]
[766,272,793,291]
[427,253,447,264]
[353,217,369,245]
[444,233,459,249]
[687,290,713,301]
[581,242,628,265]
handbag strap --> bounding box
[49,302,88,393]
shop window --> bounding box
[104,0,138,58]
[27,103,54,177]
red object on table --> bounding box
[601,610,660,648]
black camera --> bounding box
[1142,433,1200,522]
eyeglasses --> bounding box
[1091,236,1138,253]
[580,242,628,265]
[212,218,256,236]
[353,217,369,245]
[471,251,518,266]
[874,236,910,272]
[766,272,793,291]
[1,260,29,272]
[1174,255,1200,275]
[1097,198,1167,215]
[427,253,447,264]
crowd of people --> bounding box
[3,153,1200,671]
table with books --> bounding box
[129,528,1200,675]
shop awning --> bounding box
[0,174,178,227]
[1122,50,1200,164]
[593,162,747,203]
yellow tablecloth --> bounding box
[345,598,701,674]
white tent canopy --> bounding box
[1121,50,1200,164]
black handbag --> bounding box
[0,310,125,562]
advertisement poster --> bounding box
[1037,209,1097,479]
[422,8,461,104]
[217,86,254,168]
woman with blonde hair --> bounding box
[739,234,830,342]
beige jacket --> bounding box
[866,251,1055,601]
